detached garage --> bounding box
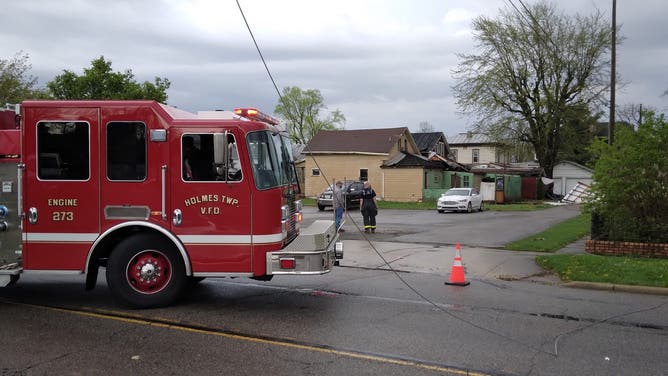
[552,161,593,196]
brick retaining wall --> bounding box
[585,240,668,258]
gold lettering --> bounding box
[52,211,75,221]
[184,194,238,209]
[48,198,78,207]
[199,207,221,215]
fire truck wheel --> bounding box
[106,234,187,308]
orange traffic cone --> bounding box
[445,243,470,286]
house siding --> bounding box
[382,168,424,202]
[552,162,593,195]
[304,154,387,198]
[450,145,497,164]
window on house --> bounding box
[403,139,407,151]
[472,149,480,163]
[359,168,368,181]
[312,168,320,176]
[463,175,471,187]
[37,121,90,180]
[436,142,445,156]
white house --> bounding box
[552,160,593,196]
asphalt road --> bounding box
[308,203,582,247]
[2,205,667,375]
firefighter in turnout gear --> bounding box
[360,181,377,233]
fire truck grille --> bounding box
[285,194,298,243]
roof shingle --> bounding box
[305,127,408,154]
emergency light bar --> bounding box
[234,108,279,125]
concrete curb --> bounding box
[563,281,668,296]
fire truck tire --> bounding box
[106,234,187,308]
[187,276,206,287]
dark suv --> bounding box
[316,180,364,211]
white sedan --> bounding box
[437,188,484,213]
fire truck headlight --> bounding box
[281,205,289,237]
[294,200,303,213]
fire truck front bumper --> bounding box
[266,220,343,275]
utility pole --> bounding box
[609,0,616,144]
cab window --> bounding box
[182,133,242,182]
[106,122,146,181]
[37,121,89,180]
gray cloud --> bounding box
[3,0,667,136]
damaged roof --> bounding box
[412,132,447,155]
[382,151,450,169]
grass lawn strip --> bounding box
[537,254,668,288]
[504,213,591,252]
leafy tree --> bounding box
[0,51,48,104]
[274,86,345,144]
[47,56,170,102]
[587,111,668,243]
[556,104,600,167]
[452,2,613,177]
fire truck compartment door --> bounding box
[22,107,100,270]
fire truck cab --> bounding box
[0,101,342,308]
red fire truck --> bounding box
[0,101,342,308]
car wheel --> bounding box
[479,201,484,212]
[467,202,472,213]
[318,204,325,211]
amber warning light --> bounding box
[234,108,279,125]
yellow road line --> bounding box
[10,301,490,376]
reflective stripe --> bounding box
[23,232,284,245]
[178,233,284,245]
[23,233,99,242]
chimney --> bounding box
[466,131,472,139]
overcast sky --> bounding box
[3,0,667,136]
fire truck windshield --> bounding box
[247,131,297,190]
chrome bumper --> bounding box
[266,220,343,275]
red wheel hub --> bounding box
[126,250,172,294]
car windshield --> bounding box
[445,189,470,196]
[323,181,356,193]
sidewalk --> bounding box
[339,239,548,281]
[338,237,668,295]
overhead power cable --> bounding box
[236,0,283,102]
[235,0,554,357]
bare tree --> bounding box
[616,103,656,127]
[0,51,45,103]
[417,121,434,133]
[452,1,614,177]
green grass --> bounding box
[376,200,437,210]
[536,254,668,287]
[504,213,591,252]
